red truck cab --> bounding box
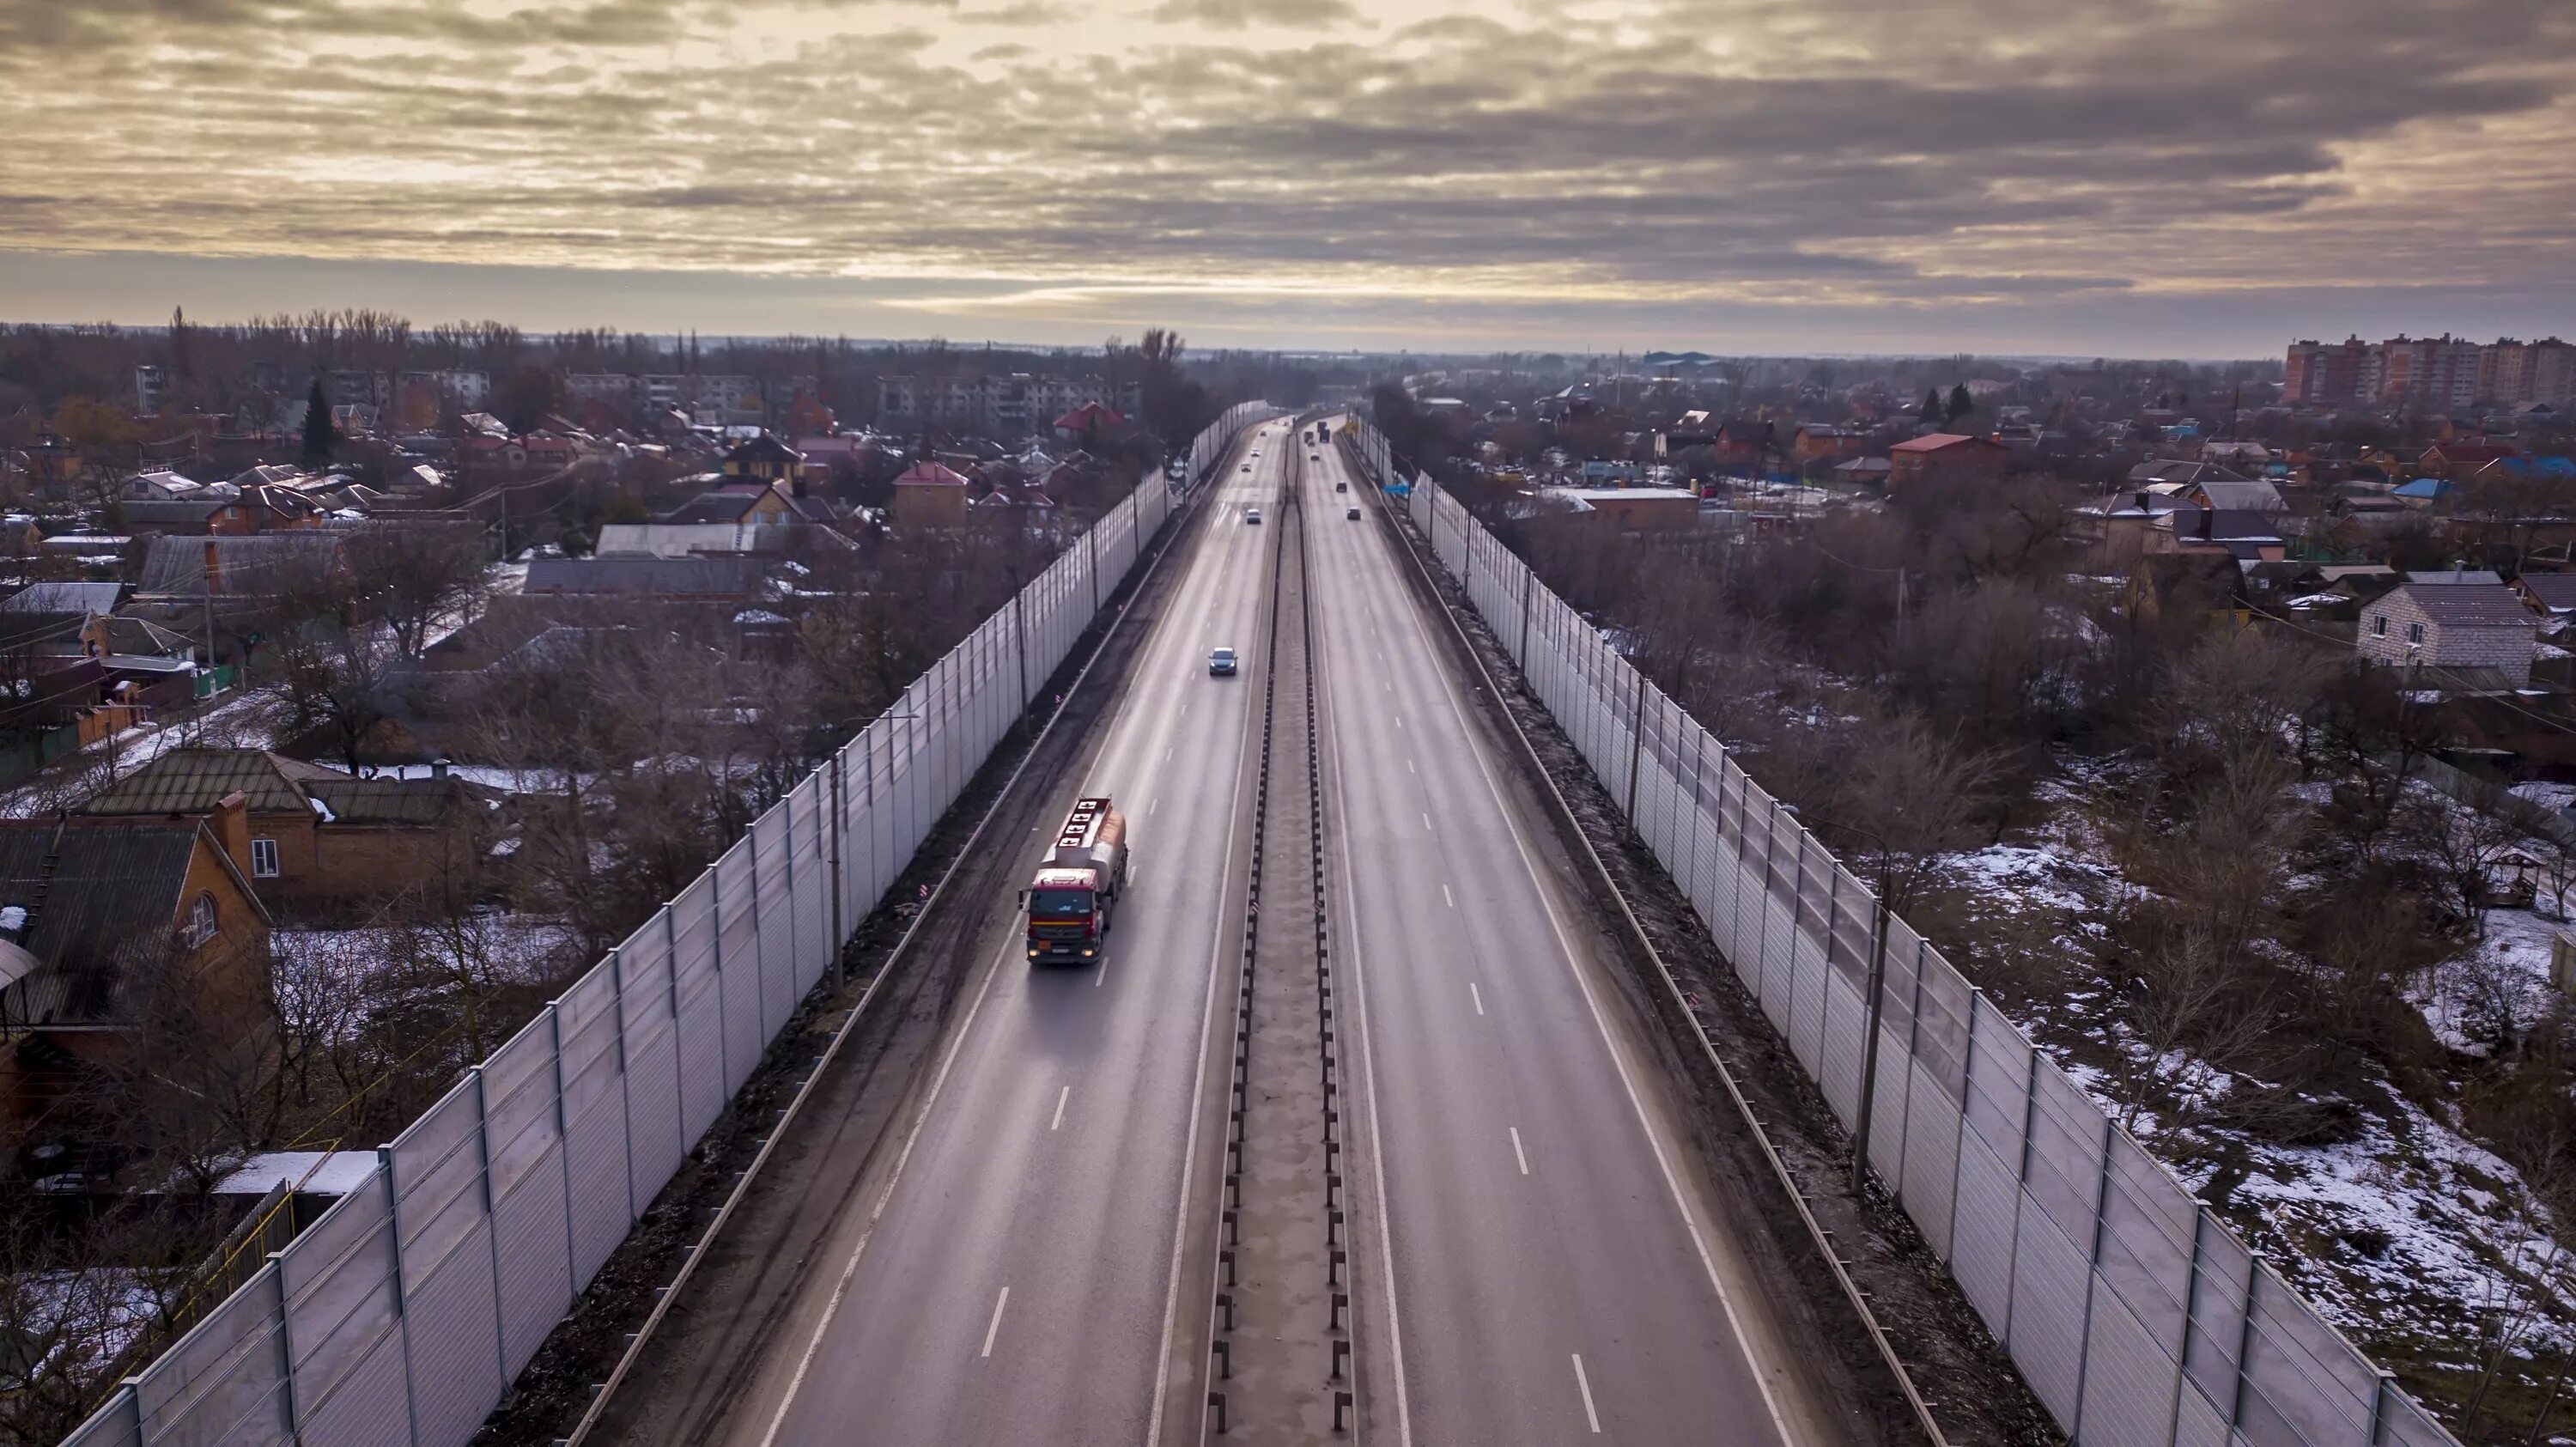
[1024,797,1127,963]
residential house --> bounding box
[2513,572,2576,624]
[1532,486,1701,531]
[2392,477,2454,508]
[2186,478,2287,514]
[77,748,501,904]
[595,522,799,558]
[520,556,771,600]
[2421,441,2519,482]
[0,809,271,1151]
[2127,459,2251,489]
[1789,426,1866,465]
[661,480,826,528]
[2075,489,2182,566]
[1887,433,2009,488]
[2358,583,2537,684]
[720,435,803,487]
[893,460,972,530]
[2149,506,2287,562]
[135,532,343,602]
[1831,457,1892,487]
[1053,403,1124,442]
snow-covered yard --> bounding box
[1921,751,2576,1391]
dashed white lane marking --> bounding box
[1421,812,1432,832]
[1572,1353,1601,1433]
[1471,982,1485,1016]
[1442,885,1454,909]
[1165,745,1174,762]
[1051,1086,1070,1131]
[981,1287,1010,1358]
[1510,1127,1529,1176]
[1151,796,1160,815]
[1406,757,1415,774]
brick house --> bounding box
[893,460,972,530]
[77,748,501,904]
[2357,584,2537,684]
[0,808,271,1152]
[1888,433,2010,487]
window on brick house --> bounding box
[2372,615,2387,636]
[2409,622,2425,644]
[184,893,217,947]
[251,838,279,878]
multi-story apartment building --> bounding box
[564,373,775,422]
[2286,334,2575,410]
[877,373,1141,438]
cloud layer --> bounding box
[2,0,2571,350]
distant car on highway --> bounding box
[1208,647,1237,676]
[1241,463,1251,472]
[1245,508,1262,524]
[1309,453,1319,462]
[1346,506,1360,520]
[1335,481,1346,492]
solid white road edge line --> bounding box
[981,1287,1011,1359]
[753,927,1013,1447]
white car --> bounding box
[1245,508,1262,525]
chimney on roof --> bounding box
[211,789,252,879]
[202,539,222,596]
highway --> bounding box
[597,416,1859,1447]
[678,426,1289,1447]
[1303,428,1844,1446]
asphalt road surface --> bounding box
[633,418,1858,1447]
[697,428,1291,1447]
[1305,430,1847,1447]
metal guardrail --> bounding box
[1345,418,2464,1447]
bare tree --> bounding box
[343,523,491,662]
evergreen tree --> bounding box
[1947,382,1974,423]
[1917,388,1942,426]
[301,378,337,467]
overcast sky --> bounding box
[3,0,2570,357]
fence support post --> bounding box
[471,1065,509,1387]
[550,1003,578,1280]
[1013,592,1030,720]
[1518,568,1534,666]
[666,905,690,1124]
[1850,884,1891,1196]
[270,1253,301,1432]
[1624,668,1648,826]
[829,749,847,992]
[380,1146,425,1445]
